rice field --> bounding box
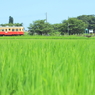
[0,38,95,95]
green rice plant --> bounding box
[0,35,95,39]
[0,39,95,95]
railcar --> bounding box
[0,26,24,36]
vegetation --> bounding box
[0,39,95,95]
[0,34,95,39]
[28,20,53,35]
[28,15,95,35]
[61,18,87,35]
[28,18,87,35]
[77,15,95,30]
[0,23,23,27]
[9,16,14,24]
[0,16,23,27]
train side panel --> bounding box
[0,26,24,36]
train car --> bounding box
[0,26,24,36]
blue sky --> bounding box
[0,0,95,29]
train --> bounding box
[0,26,24,36]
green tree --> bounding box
[9,16,14,24]
[0,23,23,27]
[50,23,62,35]
[77,15,95,30]
[28,20,53,35]
[14,23,23,26]
[61,18,87,35]
[52,23,62,32]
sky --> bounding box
[0,0,95,30]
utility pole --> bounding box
[68,23,69,35]
[68,17,70,35]
[46,12,47,23]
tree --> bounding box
[0,23,23,27]
[28,20,53,35]
[77,15,95,30]
[61,18,87,35]
[14,23,23,26]
[9,16,14,24]
[50,23,62,35]
[52,23,62,32]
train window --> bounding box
[16,29,18,31]
[12,29,14,31]
[2,29,4,31]
[9,29,11,31]
[19,29,21,31]
[5,29,7,31]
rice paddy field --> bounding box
[0,36,95,95]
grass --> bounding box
[0,34,95,39]
[0,39,95,95]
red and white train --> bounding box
[0,26,24,36]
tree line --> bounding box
[0,16,23,27]
[28,15,95,35]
